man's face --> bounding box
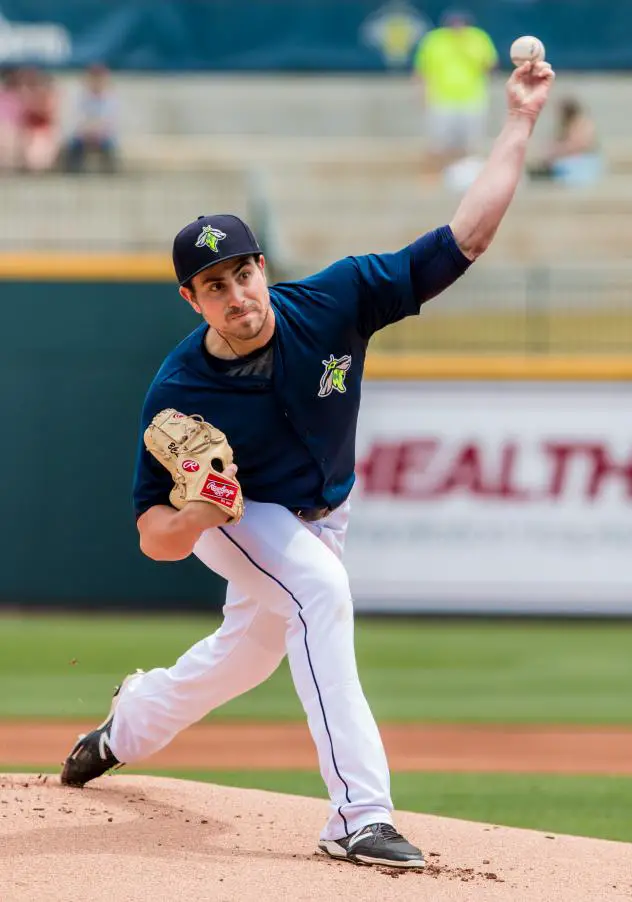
[180,255,270,341]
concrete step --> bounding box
[0,173,249,250]
[279,204,632,268]
[119,132,632,174]
[56,73,632,141]
[0,167,629,264]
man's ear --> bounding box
[257,254,266,274]
[179,285,201,315]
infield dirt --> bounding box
[1,774,632,902]
[2,722,632,773]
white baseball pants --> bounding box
[109,499,393,840]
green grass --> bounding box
[1,613,632,724]
[8,765,632,842]
[140,770,632,843]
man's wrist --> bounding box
[507,108,537,132]
[499,110,536,148]
[178,501,230,532]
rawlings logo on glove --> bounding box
[143,408,244,522]
[200,477,238,502]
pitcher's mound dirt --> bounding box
[1,774,631,902]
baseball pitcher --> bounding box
[61,60,554,868]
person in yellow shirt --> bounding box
[413,9,498,172]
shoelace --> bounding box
[373,824,406,842]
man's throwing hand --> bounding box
[507,60,555,121]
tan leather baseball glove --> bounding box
[144,408,244,522]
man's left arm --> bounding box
[450,59,555,261]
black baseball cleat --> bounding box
[60,670,143,787]
[318,823,425,868]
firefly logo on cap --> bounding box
[195,225,227,253]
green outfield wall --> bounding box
[5,270,629,612]
[1,277,226,610]
[0,0,628,72]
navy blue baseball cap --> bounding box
[172,214,262,286]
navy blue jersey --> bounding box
[133,226,470,517]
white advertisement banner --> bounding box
[347,382,632,614]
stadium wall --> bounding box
[3,273,630,613]
[1,276,226,610]
[0,0,627,72]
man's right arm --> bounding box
[137,501,231,561]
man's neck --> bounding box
[205,306,276,360]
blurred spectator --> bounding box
[528,97,603,187]
[412,8,497,173]
[64,64,118,174]
[20,67,60,172]
[0,67,21,171]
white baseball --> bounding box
[510,35,545,67]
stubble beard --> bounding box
[225,304,270,342]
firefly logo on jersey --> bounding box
[199,473,239,507]
[318,354,352,398]
[195,225,227,253]
[182,459,200,473]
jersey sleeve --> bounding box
[294,226,471,341]
[298,225,471,340]
[297,249,413,339]
[132,387,175,518]
[354,225,472,338]
[408,223,472,304]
